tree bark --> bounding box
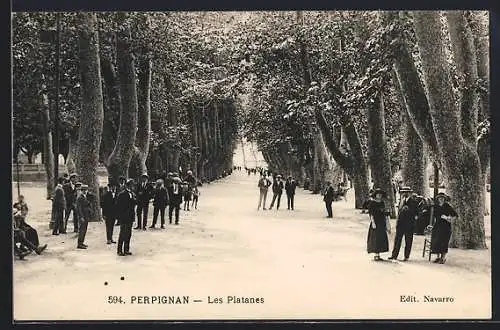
[100,55,120,166]
[413,11,486,249]
[129,54,152,180]
[391,70,428,196]
[66,134,78,174]
[76,12,104,222]
[107,15,138,185]
[41,90,54,200]
[366,93,396,218]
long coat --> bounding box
[116,190,136,224]
[431,202,457,254]
[367,200,390,253]
[101,190,117,219]
[167,183,183,206]
[52,185,66,211]
[285,180,297,196]
[153,187,169,208]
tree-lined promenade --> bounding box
[13,11,490,254]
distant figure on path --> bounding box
[135,174,153,230]
[323,181,335,218]
[76,185,91,249]
[257,173,271,210]
[285,176,297,210]
[389,186,418,261]
[51,177,66,235]
[183,181,193,211]
[168,176,183,225]
[269,175,284,210]
[192,186,200,210]
[366,188,391,261]
[430,192,457,264]
[151,179,169,229]
[116,179,136,256]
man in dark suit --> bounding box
[389,186,419,261]
[63,173,79,232]
[116,179,136,256]
[135,174,153,230]
[52,177,66,235]
[150,179,169,229]
[323,181,335,218]
[167,176,183,225]
[269,175,284,210]
[285,176,297,210]
[101,183,118,244]
[76,185,92,249]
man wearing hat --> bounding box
[63,173,79,232]
[269,174,284,210]
[167,176,183,225]
[323,181,335,218]
[76,184,91,249]
[116,179,137,256]
[134,173,154,230]
[51,177,67,235]
[285,175,297,210]
[388,186,419,261]
[101,183,118,244]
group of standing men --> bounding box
[51,173,92,250]
[257,173,297,211]
[49,170,199,256]
[100,171,199,256]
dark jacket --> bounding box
[323,186,335,202]
[101,189,117,219]
[135,182,154,206]
[167,183,183,206]
[76,194,92,221]
[52,185,66,210]
[116,189,136,224]
[272,180,284,194]
[153,187,169,208]
[63,182,77,205]
[397,195,420,230]
[285,180,297,195]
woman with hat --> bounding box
[430,192,458,264]
[367,188,391,261]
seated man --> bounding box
[13,209,47,257]
[13,200,40,248]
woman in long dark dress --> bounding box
[430,192,457,264]
[367,188,392,261]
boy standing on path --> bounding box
[257,173,271,210]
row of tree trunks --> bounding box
[413,11,486,249]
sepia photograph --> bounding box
[11,10,491,320]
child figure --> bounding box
[192,186,200,210]
[183,182,192,211]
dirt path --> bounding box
[13,172,491,320]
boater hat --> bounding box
[69,173,78,178]
[371,188,387,198]
[80,184,89,190]
[400,186,413,193]
[141,173,149,178]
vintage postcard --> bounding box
[12,9,492,320]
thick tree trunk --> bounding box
[129,55,152,180]
[468,11,489,119]
[413,11,486,249]
[344,123,370,209]
[76,12,104,222]
[391,70,428,196]
[41,92,54,200]
[100,55,120,166]
[107,16,138,185]
[366,93,396,218]
[66,134,78,174]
